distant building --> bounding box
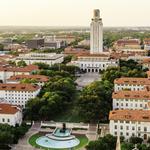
[43,36,63,49]
[0,64,39,83]
[109,109,150,140]
[26,38,44,49]
[55,36,76,44]
[144,38,150,50]
[0,83,40,108]
[142,58,150,70]
[114,39,141,50]
[16,53,64,66]
[43,41,61,49]
[0,38,13,49]
[64,47,89,56]
[7,44,28,52]
[0,103,22,127]
[7,74,49,86]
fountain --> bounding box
[36,123,80,149]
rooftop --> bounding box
[0,64,39,72]
[144,38,150,44]
[142,58,150,64]
[113,90,150,100]
[0,83,40,91]
[16,53,64,60]
[8,75,49,82]
[109,109,150,122]
[114,77,150,85]
[116,39,140,46]
[0,103,21,115]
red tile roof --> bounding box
[0,103,21,114]
[114,77,150,85]
[143,58,150,64]
[0,64,39,72]
[116,39,140,46]
[77,53,110,57]
[144,38,150,45]
[109,109,150,122]
[8,75,49,82]
[113,91,150,100]
[0,83,40,91]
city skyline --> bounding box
[0,0,150,27]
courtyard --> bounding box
[75,72,101,89]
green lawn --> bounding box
[29,133,88,150]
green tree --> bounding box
[0,123,29,149]
[0,44,4,51]
[17,60,27,67]
[63,55,73,64]
[86,134,117,150]
[20,78,37,84]
[77,81,113,122]
[129,137,143,144]
[33,62,49,70]
[25,76,76,121]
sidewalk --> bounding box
[12,122,41,150]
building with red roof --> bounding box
[0,103,22,126]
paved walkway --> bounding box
[86,124,98,141]
[11,122,108,150]
[75,73,101,89]
[12,122,41,150]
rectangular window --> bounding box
[120,126,123,130]
[138,127,141,131]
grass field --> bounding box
[28,133,88,150]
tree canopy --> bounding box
[77,80,113,122]
[17,60,27,67]
[25,76,76,121]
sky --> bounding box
[0,0,150,27]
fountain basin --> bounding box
[36,136,80,149]
[53,128,71,137]
[46,134,75,141]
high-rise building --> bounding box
[71,9,118,73]
[90,9,103,54]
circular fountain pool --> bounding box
[36,136,80,149]
[35,125,80,149]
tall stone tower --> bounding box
[90,9,103,54]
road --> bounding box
[75,73,101,89]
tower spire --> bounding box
[116,135,121,150]
[93,9,100,19]
[90,9,103,54]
